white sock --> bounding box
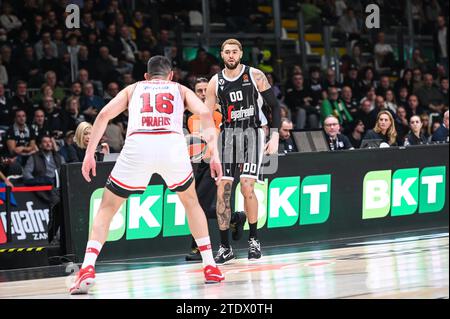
[81,240,102,269]
[195,236,216,268]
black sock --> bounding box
[191,236,197,249]
[249,222,257,240]
[230,212,238,224]
[220,229,230,248]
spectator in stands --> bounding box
[396,105,412,142]
[0,28,7,48]
[374,32,395,72]
[39,43,60,75]
[342,65,361,99]
[121,72,135,87]
[9,81,33,119]
[416,73,446,114]
[411,0,424,34]
[279,105,291,121]
[355,99,373,131]
[440,77,449,108]
[132,50,151,82]
[346,119,365,149]
[0,55,7,86]
[337,8,359,38]
[152,29,172,57]
[95,46,119,86]
[137,27,157,52]
[359,86,376,111]
[80,82,105,123]
[104,119,125,153]
[385,89,398,114]
[42,96,63,139]
[340,85,359,116]
[67,122,109,163]
[0,45,12,81]
[0,83,11,129]
[411,48,429,73]
[61,81,82,108]
[285,73,318,129]
[420,113,431,139]
[23,134,64,185]
[278,118,297,154]
[321,86,354,130]
[376,76,392,97]
[404,115,428,146]
[53,28,67,61]
[323,115,353,150]
[364,110,398,146]
[189,48,216,77]
[11,28,30,58]
[358,67,376,94]
[31,108,50,142]
[435,15,448,75]
[23,134,64,243]
[102,24,123,59]
[323,68,341,91]
[394,69,414,95]
[431,110,449,143]
[34,32,57,61]
[104,82,120,104]
[77,45,95,76]
[17,46,40,86]
[6,109,37,165]
[130,11,147,39]
[407,94,425,118]
[80,12,98,38]
[412,68,424,92]
[0,3,22,33]
[59,130,75,163]
[62,97,85,133]
[397,86,410,109]
[42,71,65,104]
[119,25,138,64]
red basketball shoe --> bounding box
[203,265,224,284]
[69,265,96,295]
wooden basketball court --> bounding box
[0,230,448,299]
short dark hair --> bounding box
[195,77,208,85]
[147,55,172,77]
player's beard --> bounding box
[224,58,240,70]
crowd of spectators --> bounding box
[0,0,448,186]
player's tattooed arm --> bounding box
[217,183,232,229]
[252,69,271,92]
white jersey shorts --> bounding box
[106,131,194,198]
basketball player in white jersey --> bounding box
[69,56,224,295]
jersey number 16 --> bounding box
[140,92,174,114]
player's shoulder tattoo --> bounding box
[252,68,270,91]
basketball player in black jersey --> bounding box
[206,39,281,263]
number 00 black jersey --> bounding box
[217,65,264,130]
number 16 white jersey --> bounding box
[127,80,185,136]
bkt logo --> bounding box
[90,175,332,241]
[235,175,331,229]
[362,166,446,219]
[89,185,191,241]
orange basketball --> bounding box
[186,134,208,162]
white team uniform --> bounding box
[107,80,193,197]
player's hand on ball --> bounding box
[82,155,97,182]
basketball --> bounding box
[185,134,208,162]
